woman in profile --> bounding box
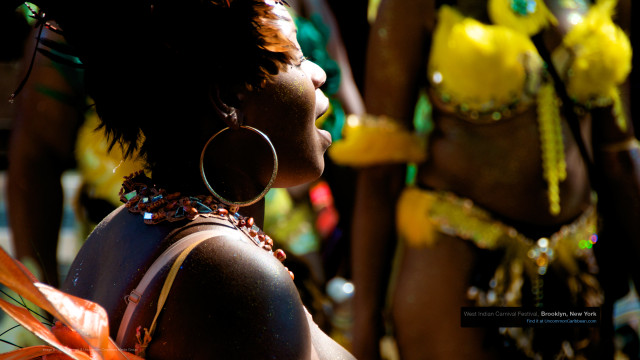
[0,0,355,359]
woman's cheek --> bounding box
[279,70,315,115]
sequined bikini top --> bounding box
[427,0,631,122]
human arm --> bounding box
[573,0,640,297]
[7,27,84,287]
[350,0,433,358]
[590,111,640,293]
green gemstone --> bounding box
[510,0,536,16]
[124,190,137,201]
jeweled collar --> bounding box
[119,171,292,277]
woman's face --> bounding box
[241,4,330,188]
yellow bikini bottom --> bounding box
[396,186,601,303]
[396,186,602,357]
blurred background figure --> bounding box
[324,0,371,94]
[0,4,31,275]
[5,5,144,289]
[0,3,77,350]
[330,0,640,358]
[7,17,86,289]
[0,3,29,169]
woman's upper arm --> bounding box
[365,0,433,127]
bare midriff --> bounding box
[417,103,593,230]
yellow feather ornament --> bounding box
[558,0,631,106]
[328,114,426,167]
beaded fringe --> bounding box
[537,83,567,216]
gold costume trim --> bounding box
[397,186,601,301]
[396,186,602,358]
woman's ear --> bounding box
[209,85,244,129]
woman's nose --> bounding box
[305,60,327,90]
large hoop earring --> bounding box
[200,126,278,210]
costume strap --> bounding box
[531,30,596,194]
[116,225,240,350]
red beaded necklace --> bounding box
[119,171,293,279]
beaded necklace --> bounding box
[119,171,293,279]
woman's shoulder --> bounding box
[142,229,313,359]
[72,205,317,358]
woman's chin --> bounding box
[275,159,325,188]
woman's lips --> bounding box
[315,91,331,146]
[318,128,332,146]
[316,90,329,119]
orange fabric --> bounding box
[43,354,77,360]
[51,322,90,355]
[0,346,65,360]
[0,246,144,360]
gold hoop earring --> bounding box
[200,126,278,210]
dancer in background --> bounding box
[331,0,639,358]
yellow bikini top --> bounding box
[329,0,630,208]
[428,0,631,121]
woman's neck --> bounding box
[149,165,267,227]
[236,200,266,228]
[150,164,209,196]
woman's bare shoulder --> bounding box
[144,233,314,359]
